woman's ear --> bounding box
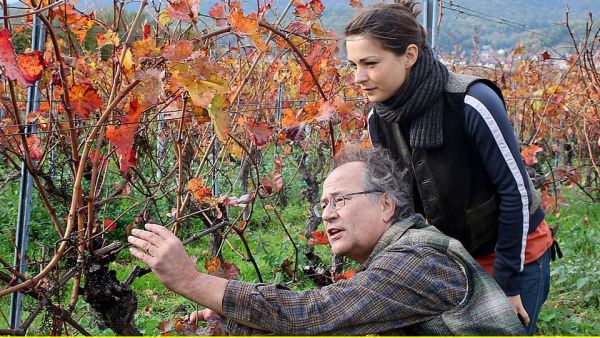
[404,44,419,69]
[381,193,396,223]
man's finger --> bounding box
[131,228,163,245]
[145,223,175,240]
[129,247,153,265]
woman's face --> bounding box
[346,34,415,103]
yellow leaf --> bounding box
[546,85,563,95]
[158,10,172,27]
[123,48,134,73]
[532,100,542,112]
[208,94,230,142]
[97,29,120,48]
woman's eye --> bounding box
[366,62,377,67]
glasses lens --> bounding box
[313,203,323,217]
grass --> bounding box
[537,187,600,335]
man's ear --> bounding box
[404,44,419,69]
[381,193,395,223]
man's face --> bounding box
[320,162,392,264]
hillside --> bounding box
[73,0,599,53]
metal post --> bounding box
[212,132,219,197]
[431,0,438,49]
[421,0,438,49]
[10,13,46,330]
[156,112,165,180]
[274,83,283,156]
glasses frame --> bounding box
[313,190,383,217]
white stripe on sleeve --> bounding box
[465,95,529,271]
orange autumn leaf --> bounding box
[349,0,363,9]
[281,108,301,128]
[17,51,45,84]
[335,268,357,281]
[132,38,161,62]
[188,178,212,204]
[163,40,194,61]
[68,84,103,118]
[208,3,227,26]
[228,7,258,35]
[52,4,95,43]
[204,256,221,273]
[96,30,120,48]
[298,70,315,94]
[521,144,543,166]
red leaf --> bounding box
[541,50,550,61]
[88,150,104,162]
[247,119,272,147]
[0,29,31,86]
[17,51,45,84]
[104,219,117,232]
[308,230,329,246]
[106,99,143,160]
[69,84,103,118]
[261,172,283,195]
[142,23,151,39]
[119,148,137,173]
[166,0,199,23]
[220,262,241,280]
[204,256,240,280]
[24,134,42,161]
[208,3,227,26]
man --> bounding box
[128,147,525,335]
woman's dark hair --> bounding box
[344,0,427,55]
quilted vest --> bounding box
[368,72,540,256]
[378,216,526,335]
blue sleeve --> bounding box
[463,82,535,296]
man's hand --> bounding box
[507,295,530,326]
[188,309,221,324]
[128,223,200,294]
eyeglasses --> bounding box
[313,190,383,217]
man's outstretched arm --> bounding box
[127,223,265,331]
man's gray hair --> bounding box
[333,146,413,221]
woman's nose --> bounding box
[354,67,367,84]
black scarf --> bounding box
[373,45,449,149]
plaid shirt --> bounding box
[221,216,467,335]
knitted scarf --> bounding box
[373,45,449,149]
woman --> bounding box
[344,1,554,334]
